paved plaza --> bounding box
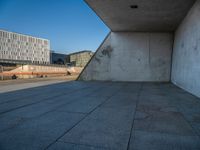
[0,81,200,150]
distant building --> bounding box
[69,50,94,67]
[0,29,50,64]
[50,51,69,65]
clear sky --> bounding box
[0,0,110,54]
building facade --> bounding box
[69,50,93,67]
[50,51,68,65]
[0,29,50,64]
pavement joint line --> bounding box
[0,85,93,115]
[126,83,143,150]
[0,82,77,105]
[0,80,71,94]
[0,80,87,92]
[57,141,109,150]
[163,89,200,138]
[34,84,108,119]
[0,85,107,134]
[0,85,76,105]
[0,84,109,133]
[167,93,200,138]
[53,110,88,115]
[44,83,126,150]
[133,129,200,137]
[0,117,27,133]
[1,82,200,149]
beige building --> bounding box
[0,29,50,64]
[69,50,93,67]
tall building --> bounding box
[0,29,50,64]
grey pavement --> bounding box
[0,81,200,150]
[0,79,69,94]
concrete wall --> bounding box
[79,32,173,81]
[171,0,200,98]
[10,65,67,73]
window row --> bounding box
[0,31,49,45]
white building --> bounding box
[0,29,50,64]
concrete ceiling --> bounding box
[85,0,196,32]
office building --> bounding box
[0,29,50,64]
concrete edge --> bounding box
[76,32,111,81]
[83,0,112,31]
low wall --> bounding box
[10,65,67,73]
[0,65,83,79]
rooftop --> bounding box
[0,29,49,41]
[68,50,94,56]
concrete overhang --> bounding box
[85,0,196,32]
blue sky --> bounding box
[0,0,110,54]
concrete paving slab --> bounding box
[0,111,85,150]
[0,83,93,115]
[0,113,26,132]
[134,110,195,136]
[129,130,200,150]
[0,82,68,104]
[60,106,136,150]
[89,86,123,98]
[56,97,107,113]
[48,142,107,150]
[0,80,68,94]
[102,94,137,109]
[0,85,106,132]
[0,81,200,149]
[190,122,200,136]
[2,95,78,119]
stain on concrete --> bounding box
[151,58,166,68]
[135,111,150,120]
[101,46,113,58]
[79,32,172,82]
[95,56,101,64]
[193,44,198,51]
[193,115,200,123]
[0,117,26,132]
[119,63,126,71]
[181,42,184,48]
[161,107,178,113]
